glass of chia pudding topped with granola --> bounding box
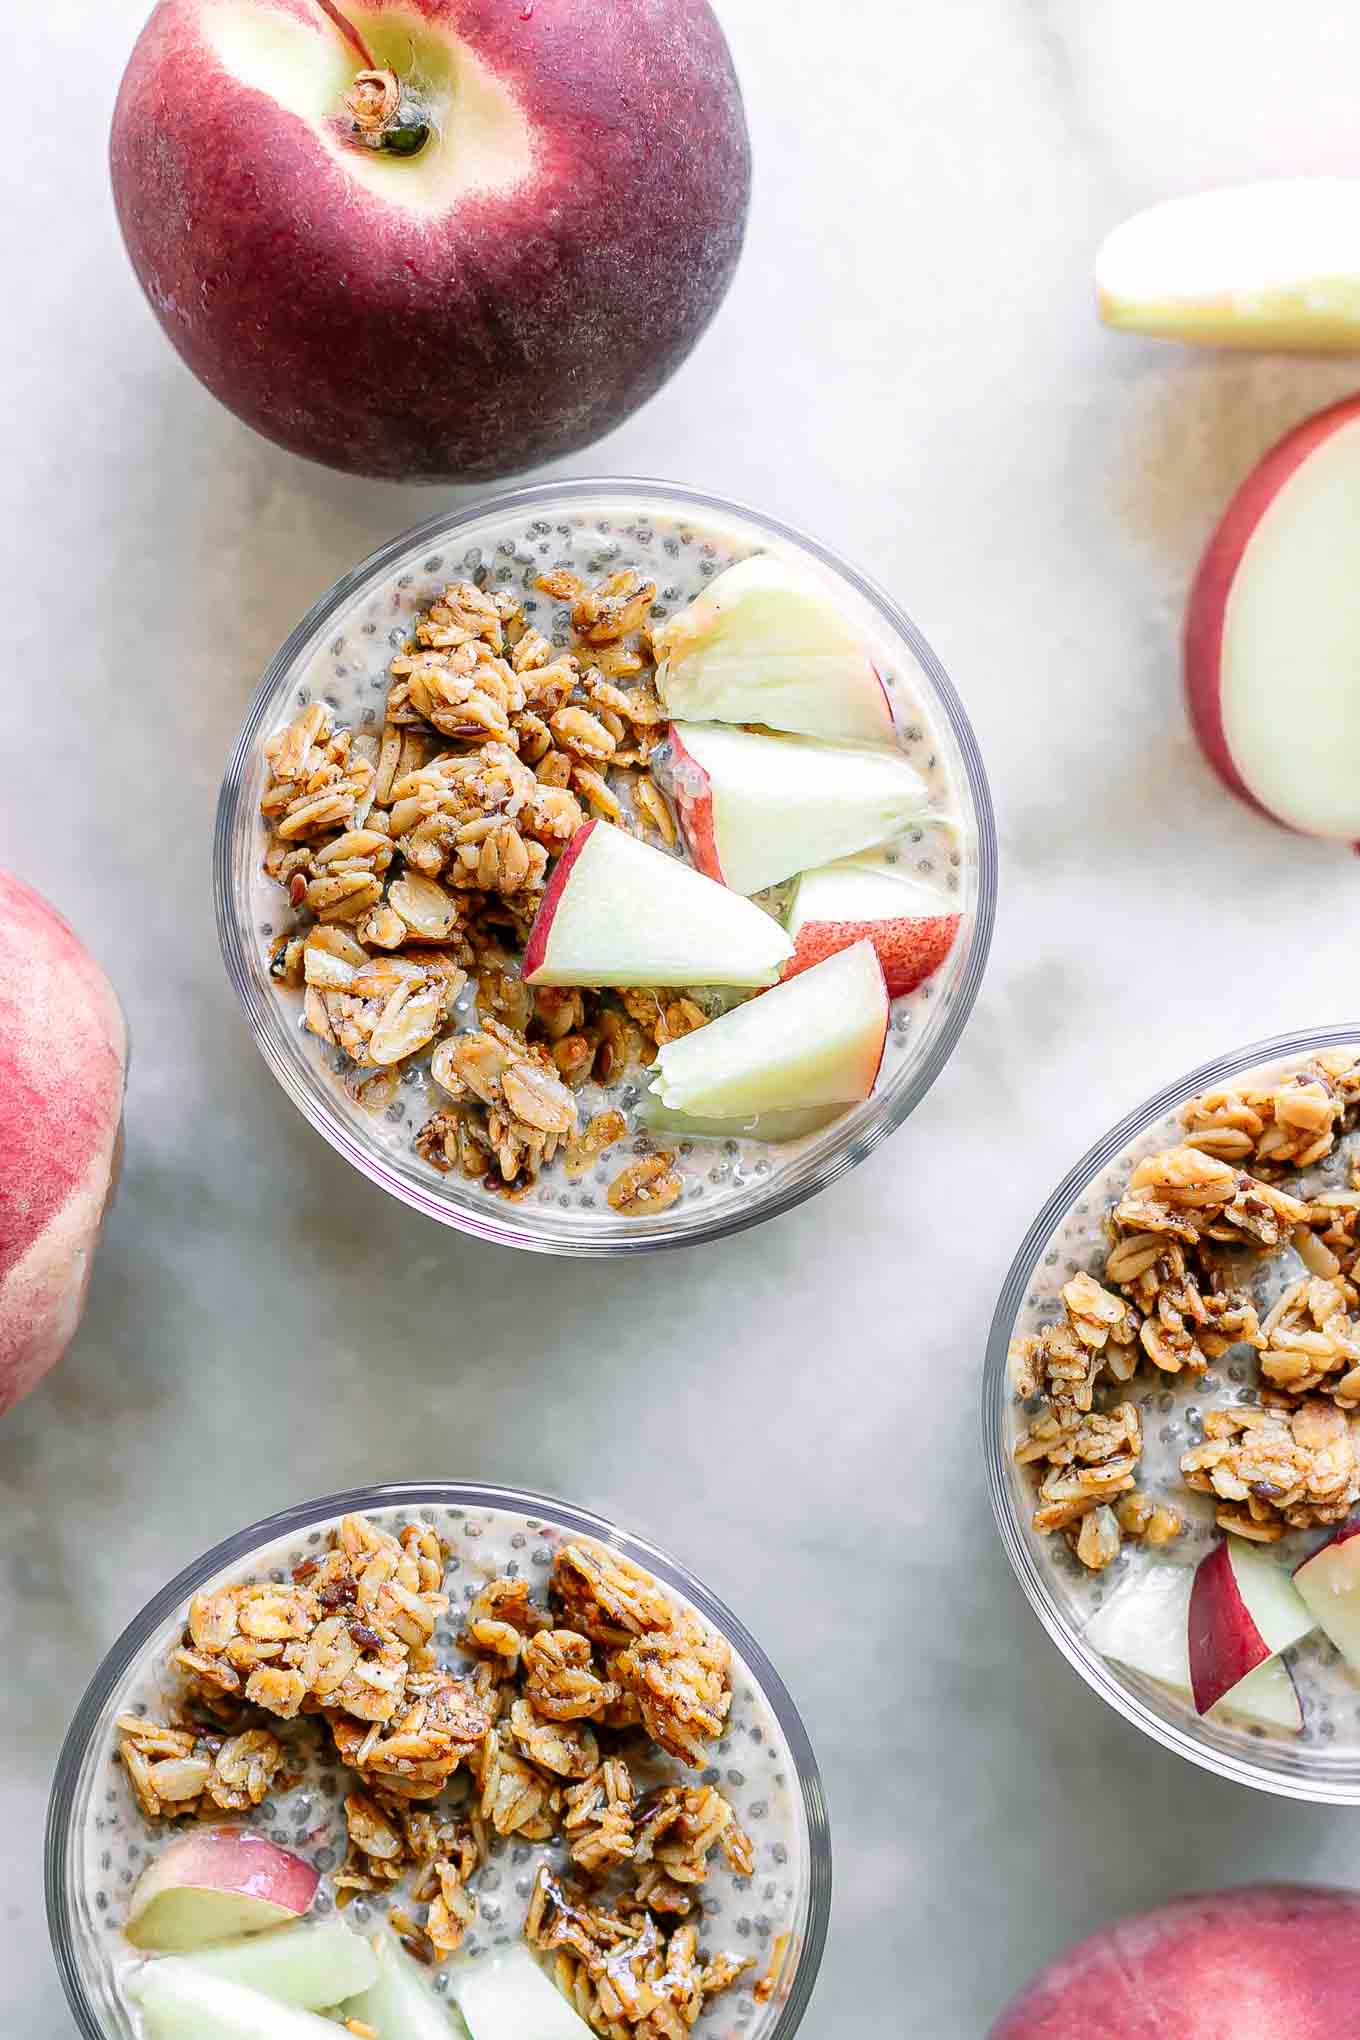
[46,1485,829,2040]
[986,1028,1360,1801]
[214,478,995,1252]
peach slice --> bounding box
[668,723,927,896]
[1187,1537,1314,1716]
[652,555,894,745]
[177,1920,376,2009]
[521,819,791,989]
[1184,394,1360,840]
[648,938,888,1120]
[125,1829,319,1952]
[641,1098,843,1144]
[991,1885,1360,2037]
[1293,1517,1360,1667]
[1096,179,1360,352]
[783,853,959,995]
[451,1943,596,2040]
[128,1961,344,2039]
[1085,1562,1302,1733]
[345,1933,469,2038]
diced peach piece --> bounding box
[126,1829,319,1952]
[1188,1537,1314,1715]
[783,853,958,994]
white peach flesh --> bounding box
[653,555,893,744]
[1097,179,1360,351]
[1294,1520,1360,1667]
[669,722,928,896]
[1084,1562,1302,1733]
[1184,397,1360,840]
[129,1960,345,2040]
[521,820,791,988]
[649,938,888,1120]
[126,1829,319,1952]
[177,1920,377,2008]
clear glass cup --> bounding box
[214,478,996,1254]
[46,1481,831,2038]
[984,1025,1360,1802]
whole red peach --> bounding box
[0,875,126,1414]
[991,1884,1360,2038]
[110,0,751,481]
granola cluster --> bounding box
[117,1518,753,2033]
[1012,1052,1360,1566]
[261,568,705,1213]
[1179,1053,1360,1171]
[529,1868,752,2040]
[1181,1397,1360,1540]
[114,1714,294,1824]
[173,1514,450,1726]
[545,1540,734,1766]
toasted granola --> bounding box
[427,1019,579,1189]
[115,1715,291,1822]
[551,1541,681,1646]
[1114,1490,1183,1546]
[1013,1052,1360,1567]
[613,1613,733,1766]
[117,1512,761,2035]
[528,1867,753,2037]
[474,1722,563,1840]
[607,1151,684,1218]
[118,1513,752,2030]
[564,1759,637,1874]
[1014,1398,1142,1540]
[259,568,692,1211]
[172,1516,447,1725]
[566,1110,629,1181]
[329,1667,499,1800]
[1181,1396,1360,1538]
[1180,1053,1360,1172]
[631,1786,755,1913]
[522,1629,621,1722]
[509,1695,601,1779]
[336,1789,409,1891]
[419,1829,481,1958]
[462,1575,550,1673]
[1257,1275,1360,1403]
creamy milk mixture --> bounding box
[1006,1047,1360,1767]
[79,1503,808,2037]
[246,501,973,1226]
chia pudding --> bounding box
[996,1039,1360,1790]
[52,1490,824,2038]
[225,485,989,1244]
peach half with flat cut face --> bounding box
[1185,395,1360,842]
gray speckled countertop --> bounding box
[9,3,1360,2032]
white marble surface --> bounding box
[9,2,1360,2031]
